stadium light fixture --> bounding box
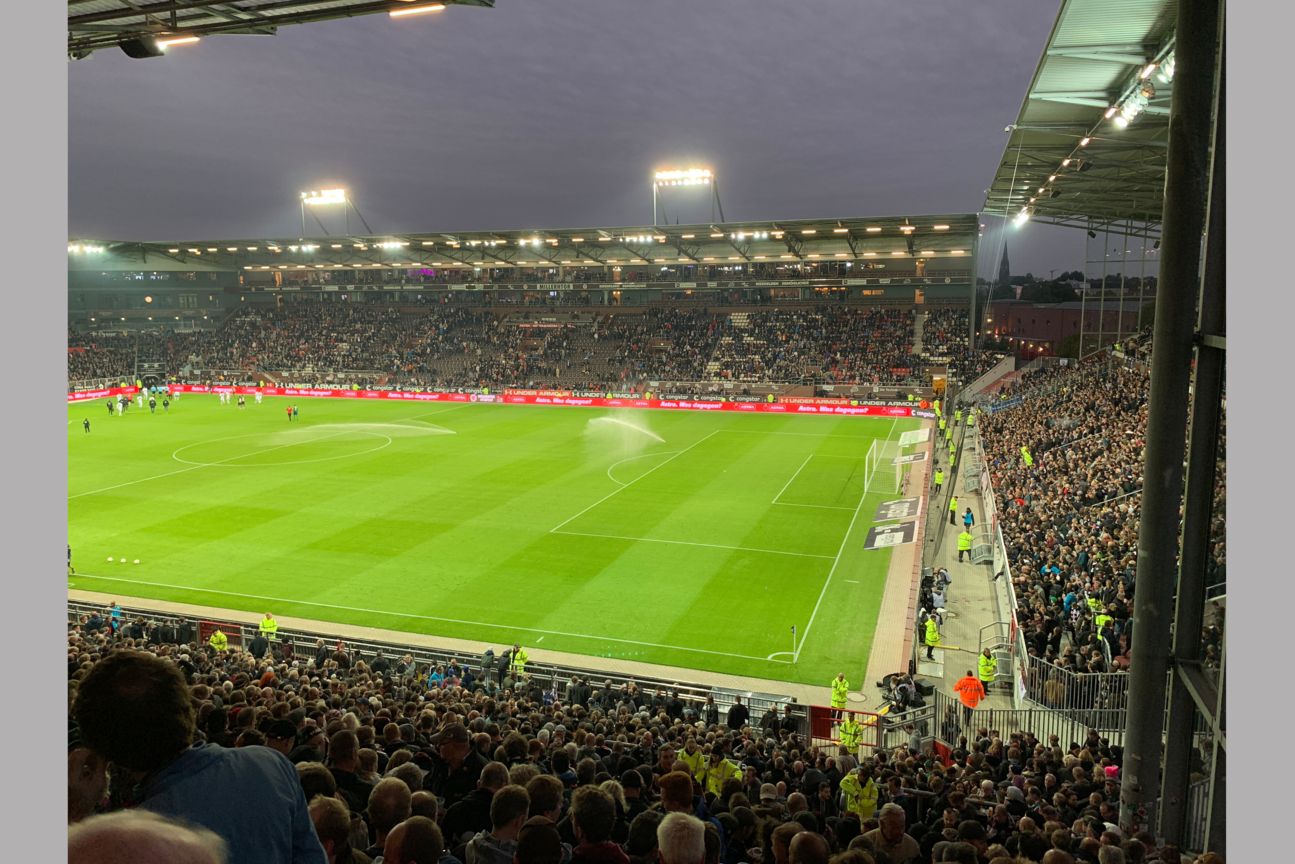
[865,226,882,233]
[301,188,347,206]
[1079,137,1091,147]
[390,3,446,18]
[157,36,200,49]
[652,167,721,225]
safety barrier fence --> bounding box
[66,600,806,731]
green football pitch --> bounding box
[68,395,918,687]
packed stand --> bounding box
[68,330,137,385]
[979,343,1228,692]
[67,615,1219,863]
[977,362,1151,684]
[71,302,991,396]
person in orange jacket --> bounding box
[953,669,986,729]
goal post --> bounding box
[863,438,903,495]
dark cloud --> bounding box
[69,0,1076,274]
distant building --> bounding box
[986,299,1148,357]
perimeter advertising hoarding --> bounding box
[101,385,923,418]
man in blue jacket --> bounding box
[73,650,327,864]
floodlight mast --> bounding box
[652,167,722,225]
[298,188,369,238]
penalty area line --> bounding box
[71,572,792,664]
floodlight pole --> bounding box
[300,201,306,241]
[652,181,658,227]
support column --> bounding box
[1119,0,1222,833]
[1157,49,1225,848]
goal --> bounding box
[864,438,903,495]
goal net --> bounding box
[864,438,903,495]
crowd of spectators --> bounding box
[71,303,975,394]
[976,355,1225,699]
[67,618,1220,863]
[978,362,1149,682]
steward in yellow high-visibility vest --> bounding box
[924,616,940,659]
[678,739,706,783]
[957,530,974,562]
[938,417,947,435]
[949,496,959,525]
[838,715,864,751]
[840,767,879,820]
[208,629,228,652]
[509,644,529,677]
[955,408,963,425]
[702,752,743,797]
[831,673,850,711]
[1021,446,1034,467]
[933,399,941,417]
[934,468,945,491]
[259,613,278,642]
[978,649,998,687]
[967,408,977,427]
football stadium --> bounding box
[65,0,1226,861]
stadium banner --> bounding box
[504,389,575,398]
[893,452,928,465]
[67,386,139,403]
[156,385,921,418]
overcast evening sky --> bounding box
[69,0,1087,279]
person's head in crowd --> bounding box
[310,795,358,864]
[410,791,439,822]
[657,812,706,864]
[1122,839,1146,864]
[1096,847,1125,864]
[703,823,721,864]
[434,722,473,768]
[68,810,228,864]
[511,763,541,788]
[1041,851,1075,864]
[388,761,425,794]
[330,729,360,771]
[515,816,564,864]
[1018,832,1051,861]
[73,650,194,773]
[383,816,444,864]
[787,792,808,816]
[527,774,565,821]
[829,852,874,864]
[789,831,830,864]
[297,761,338,802]
[772,822,806,864]
[480,761,510,793]
[491,785,533,840]
[368,777,413,845]
[626,810,664,862]
[941,841,978,864]
[265,719,298,756]
[659,771,695,813]
[877,803,909,843]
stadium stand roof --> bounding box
[68,0,493,60]
[983,0,1177,234]
[68,214,981,273]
